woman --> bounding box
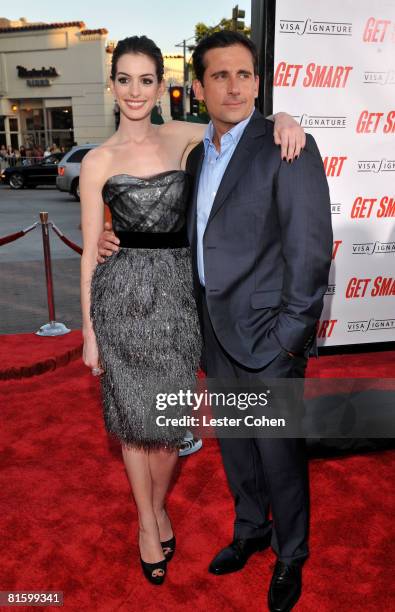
[81,35,304,585]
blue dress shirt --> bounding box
[197,110,255,286]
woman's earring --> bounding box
[114,99,119,113]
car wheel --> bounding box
[71,179,80,201]
[9,173,24,189]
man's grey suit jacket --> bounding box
[186,109,333,369]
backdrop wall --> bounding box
[272,0,395,346]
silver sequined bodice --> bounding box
[102,170,189,233]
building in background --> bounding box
[0,19,114,149]
[162,54,183,121]
[0,18,197,149]
[162,54,192,122]
[163,54,185,84]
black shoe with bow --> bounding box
[268,560,302,611]
[161,535,176,562]
[140,557,167,585]
[208,530,272,575]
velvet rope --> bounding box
[51,223,83,255]
[0,222,38,246]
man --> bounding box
[98,31,332,611]
[186,32,332,611]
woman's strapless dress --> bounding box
[90,171,201,450]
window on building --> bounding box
[0,116,5,147]
[24,109,44,132]
[21,108,45,148]
[20,107,74,149]
[50,108,73,130]
[9,117,19,150]
[46,107,74,148]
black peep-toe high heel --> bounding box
[161,535,176,562]
[140,557,167,585]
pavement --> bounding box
[0,184,82,334]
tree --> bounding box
[194,18,251,44]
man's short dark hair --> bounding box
[192,30,259,84]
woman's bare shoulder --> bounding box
[80,139,116,176]
[83,137,117,163]
[80,149,116,191]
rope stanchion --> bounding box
[36,211,70,337]
[1,211,83,337]
[0,222,38,247]
[51,223,83,255]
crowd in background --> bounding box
[0,143,68,170]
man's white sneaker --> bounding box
[179,437,203,457]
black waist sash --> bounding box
[116,227,189,249]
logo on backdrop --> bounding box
[331,203,342,215]
[279,19,352,37]
[325,285,336,296]
[352,242,395,255]
[347,319,395,333]
[332,240,342,259]
[356,110,395,133]
[363,70,395,85]
[274,63,353,88]
[362,18,395,43]
[317,320,337,338]
[346,277,395,298]
[295,115,347,128]
[323,156,347,177]
[357,159,395,173]
[350,196,395,219]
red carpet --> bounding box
[0,328,393,381]
[0,331,82,380]
[0,356,394,611]
[306,350,395,378]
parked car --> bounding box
[56,144,98,201]
[0,153,64,189]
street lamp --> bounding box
[175,34,196,120]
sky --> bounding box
[3,1,252,54]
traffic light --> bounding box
[169,86,184,120]
[190,88,199,115]
[232,5,245,31]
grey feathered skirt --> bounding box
[90,247,202,450]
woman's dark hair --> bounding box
[192,30,258,84]
[110,36,164,82]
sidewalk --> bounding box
[0,258,81,334]
[0,185,82,334]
